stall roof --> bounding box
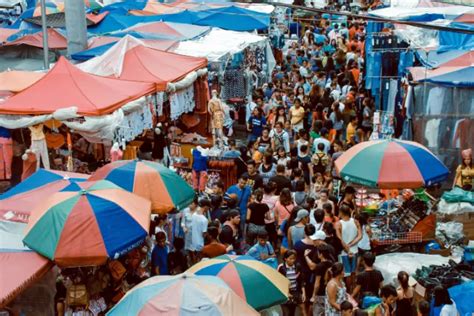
[0,29,17,43]
[0,70,45,93]
[78,38,207,91]
[411,65,474,87]
[0,56,155,116]
[126,21,210,40]
[3,28,67,49]
[420,66,474,87]
[0,220,53,308]
[369,6,473,21]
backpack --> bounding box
[273,130,287,149]
[312,152,329,174]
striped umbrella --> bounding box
[89,160,195,214]
[334,139,449,189]
[23,180,151,267]
[186,255,289,311]
[107,273,259,316]
[0,169,88,222]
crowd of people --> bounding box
[50,4,465,316]
[134,10,460,316]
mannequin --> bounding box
[110,142,123,162]
[453,148,473,191]
[191,146,209,192]
[28,123,50,170]
[208,90,225,147]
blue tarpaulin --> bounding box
[419,66,474,88]
[88,6,270,34]
[71,42,116,61]
[439,22,474,52]
[448,281,474,316]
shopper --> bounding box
[278,250,307,316]
[352,252,384,301]
[190,198,211,261]
[325,262,347,316]
[201,226,227,259]
[336,205,361,280]
[246,188,270,245]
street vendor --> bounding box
[453,148,473,191]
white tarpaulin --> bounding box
[369,6,473,20]
[77,35,148,77]
[173,28,267,62]
[374,252,452,286]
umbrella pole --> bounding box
[39,0,49,69]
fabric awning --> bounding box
[0,56,155,116]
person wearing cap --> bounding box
[288,209,310,250]
[453,148,473,191]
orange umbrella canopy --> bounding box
[0,57,155,116]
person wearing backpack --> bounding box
[312,143,330,176]
[270,121,290,154]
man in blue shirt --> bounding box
[226,175,251,237]
[247,107,267,143]
[151,232,169,276]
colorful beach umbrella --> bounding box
[186,255,289,311]
[0,169,88,222]
[23,180,151,267]
[107,273,259,316]
[334,139,449,189]
[89,160,195,214]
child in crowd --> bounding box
[278,250,306,316]
[246,231,277,268]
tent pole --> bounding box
[39,0,49,69]
[65,0,88,57]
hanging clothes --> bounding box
[170,86,195,120]
[222,69,246,100]
[426,87,445,115]
[425,119,441,148]
[0,127,12,180]
[193,75,210,114]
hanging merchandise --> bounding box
[222,69,247,100]
[156,92,164,117]
[114,100,154,144]
[0,127,12,180]
[169,85,195,121]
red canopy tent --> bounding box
[4,29,67,49]
[0,56,155,116]
[128,21,183,37]
[110,45,207,91]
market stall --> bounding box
[335,139,449,252]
